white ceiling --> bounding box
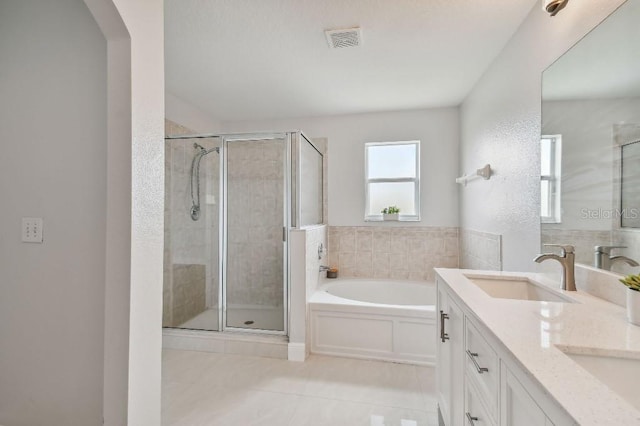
[165,0,538,122]
[543,0,640,101]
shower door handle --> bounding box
[282,227,287,242]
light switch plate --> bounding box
[22,217,43,243]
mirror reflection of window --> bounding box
[541,135,562,223]
[364,141,420,221]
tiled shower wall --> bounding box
[459,229,502,271]
[226,140,285,308]
[327,226,459,281]
[169,264,207,326]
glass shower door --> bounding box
[224,135,288,332]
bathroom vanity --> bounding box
[435,268,640,426]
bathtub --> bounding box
[309,279,436,365]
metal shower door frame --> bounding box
[220,133,291,336]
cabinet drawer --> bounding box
[465,378,497,426]
[465,318,499,419]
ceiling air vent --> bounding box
[325,27,362,49]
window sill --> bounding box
[364,216,421,222]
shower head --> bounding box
[193,142,219,154]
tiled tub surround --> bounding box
[459,228,502,270]
[436,268,640,425]
[327,226,458,281]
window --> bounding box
[365,141,420,221]
[541,135,562,223]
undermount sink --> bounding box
[561,350,640,411]
[464,274,576,303]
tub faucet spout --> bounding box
[534,244,576,291]
[319,265,331,273]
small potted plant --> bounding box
[620,273,640,325]
[381,206,400,221]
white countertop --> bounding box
[435,268,640,426]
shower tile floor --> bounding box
[178,307,284,331]
[162,349,439,426]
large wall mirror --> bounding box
[541,0,640,276]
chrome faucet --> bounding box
[534,244,576,291]
[319,265,331,273]
[594,245,639,271]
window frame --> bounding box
[364,140,421,222]
[541,135,562,224]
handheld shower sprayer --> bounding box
[190,142,220,221]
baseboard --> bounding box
[287,342,307,362]
[163,328,288,359]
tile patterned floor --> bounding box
[162,350,438,426]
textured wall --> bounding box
[166,92,221,134]
[327,226,458,281]
[460,0,627,272]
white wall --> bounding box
[0,1,107,424]
[222,108,460,227]
[166,92,221,134]
[459,0,627,272]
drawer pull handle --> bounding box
[466,349,489,374]
[440,310,449,342]
[466,412,479,425]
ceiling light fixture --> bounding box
[543,0,569,17]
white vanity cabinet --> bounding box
[465,377,496,426]
[501,364,549,426]
[436,283,464,426]
[436,276,576,426]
